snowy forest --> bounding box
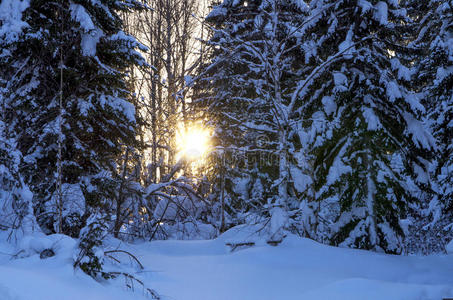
[0,0,452,299]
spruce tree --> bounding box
[1,0,146,235]
[296,0,435,253]
[0,0,147,275]
[412,0,453,251]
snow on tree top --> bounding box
[70,3,104,57]
[374,2,389,25]
[0,0,29,44]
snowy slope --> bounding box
[0,234,144,300]
[131,234,453,300]
[0,230,452,300]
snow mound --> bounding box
[447,239,453,254]
[219,224,270,246]
[16,233,76,259]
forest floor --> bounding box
[0,228,452,300]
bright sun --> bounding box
[176,124,211,161]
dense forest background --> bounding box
[0,0,452,280]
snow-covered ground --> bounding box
[0,229,452,300]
